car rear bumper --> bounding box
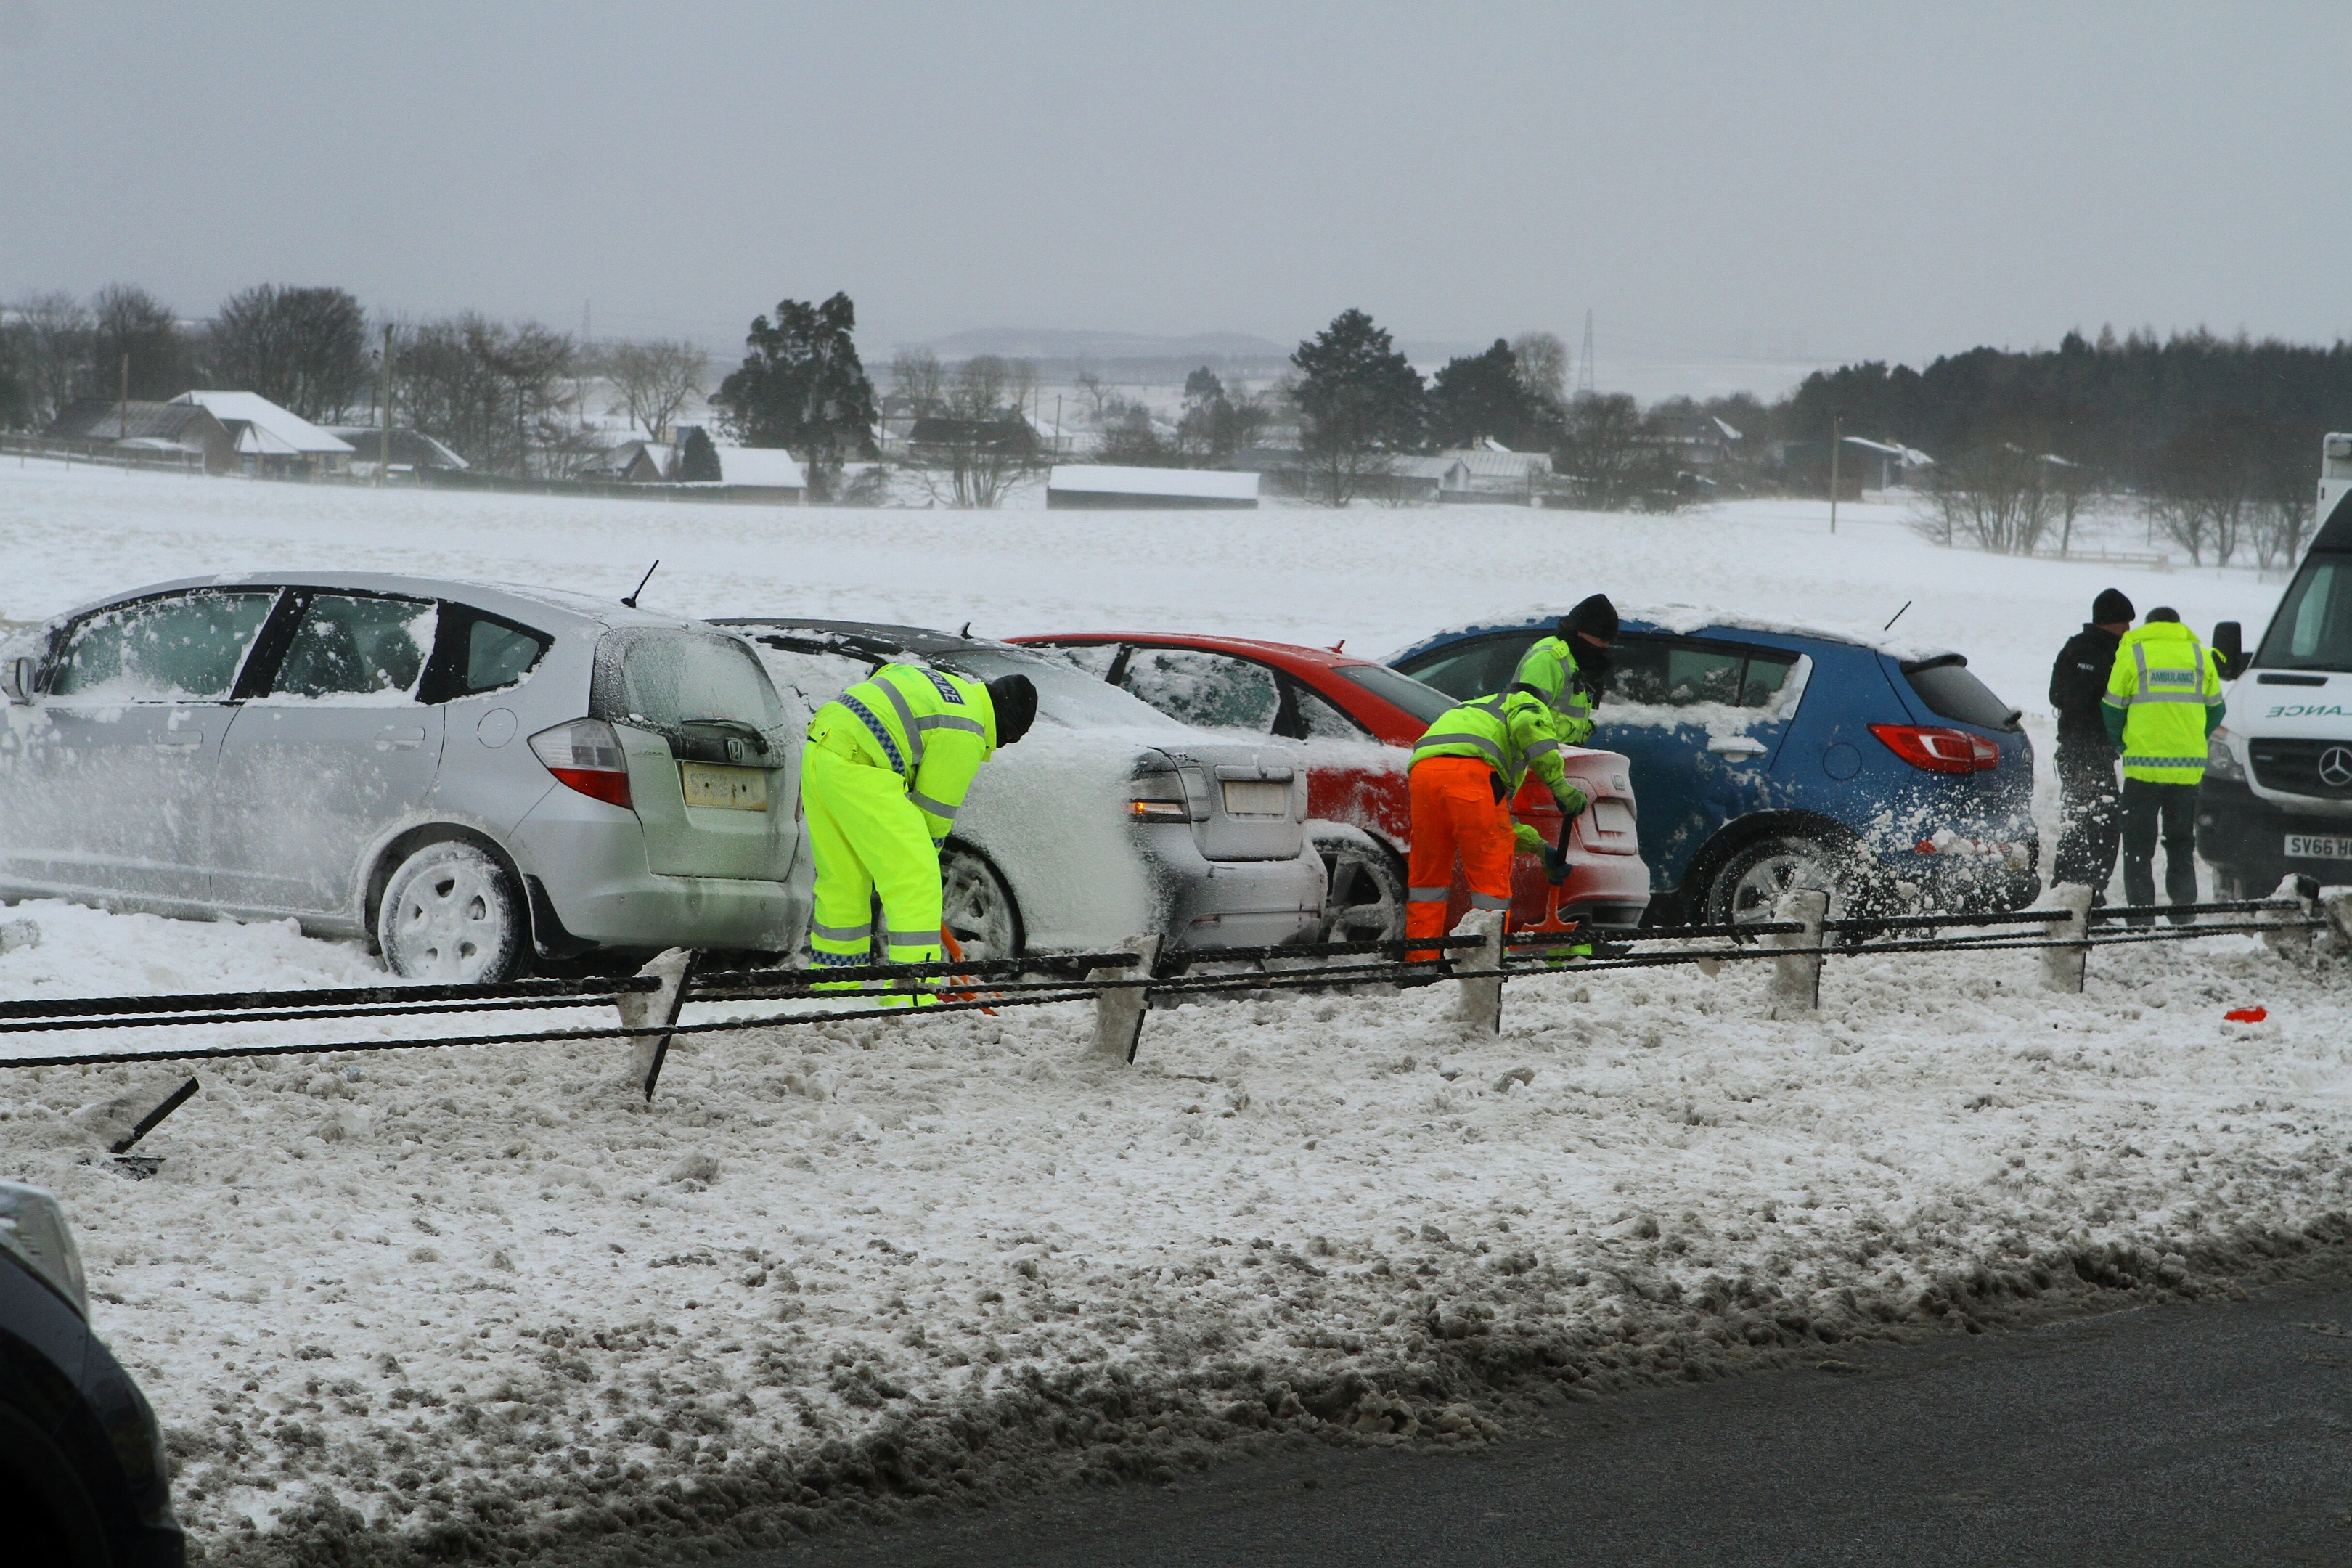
[1144,838,1326,953]
[1888,840,2043,911]
[512,798,807,953]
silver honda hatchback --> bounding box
[0,573,808,981]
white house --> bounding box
[171,391,356,473]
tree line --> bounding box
[1786,328,2348,563]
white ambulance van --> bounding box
[2197,433,2352,895]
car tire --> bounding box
[941,845,1023,963]
[1315,832,1407,944]
[378,840,526,983]
[1703,833,1870,928]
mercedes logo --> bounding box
[2323,746,2352,789]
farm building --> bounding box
[172,391,356,475]
[1046,465,1259,510]
[41,399,238,472]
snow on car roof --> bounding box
[28,572,716,639]
[1389,603,1955,667]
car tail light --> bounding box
[530,719,633,807]
[1128,772,1192,823]
[1869,724,1998,775]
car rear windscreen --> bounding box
[595,629,787,740]
[1903,656,2020,731]
[1337,663,1458,724]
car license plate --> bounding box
[680,762,768,812]
[1221,780,1289,817]
[2285,833,2352,862]
[1592,800,1636,836]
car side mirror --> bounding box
[0,656,33,703]
[2213,621,2247,680]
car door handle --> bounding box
[373,727,428,750]
[152,731,203,750]
[1707,736,1768,759]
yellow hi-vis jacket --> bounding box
[808,663,999,841]
[2101,621,2225,783]
[1410,689,1583,812]
[1509,634,1598,744]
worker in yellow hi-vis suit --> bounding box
[801,664,1037,1003]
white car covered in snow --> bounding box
[0,573,809,980]
[719,619,1328,962]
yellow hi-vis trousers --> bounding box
[801,743,944,1005]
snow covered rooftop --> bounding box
[713,446,806,488]
[171,391,355,454]
[1048,465,1259,500]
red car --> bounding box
[1008,632,1652,940]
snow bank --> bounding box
[2,899,2349,1562]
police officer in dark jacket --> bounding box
[2049,588,2134,897]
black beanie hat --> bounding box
[1560,593,1620,644]
[987,674,1037,746]
[2091,587,2133,624]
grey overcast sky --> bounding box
[2,1,2347,394]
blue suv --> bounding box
[1389,611,2041,925]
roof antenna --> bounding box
[622,560,660,608]
[1882,599,1912,632]
[960,621,973,639]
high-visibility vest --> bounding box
[809,663,997,840]
[1510,634,1596,741]
[2102,622,2224,783]
[1410,690,1566,797]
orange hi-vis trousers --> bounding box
[1406,756,1514,959]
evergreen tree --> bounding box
[677,425,720,482]
[714,291,878,501]
[1289,309,1425,505]
[1427,338,1546,449]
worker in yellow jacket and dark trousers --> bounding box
[2101,608,2225,926]
[1405,637,1601,962]
[801,665,1037,1002]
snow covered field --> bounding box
[1,460,2346,1563]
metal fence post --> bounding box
[2322,888,2352,959]
[620,947,695,1102]
[1090,935,1161,1063]
[1765,889,1827,1016]
[2038,882,2094,994]
[1451,909,1508,1034]
[2263,875,2319,963]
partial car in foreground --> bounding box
[1390,608,2039,923]
[716,619,1326,961]
[1009,632,1651,939]
[0,1181,181,1567]
[0,574,808,980]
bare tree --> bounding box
[2147,416,2264,566]
[206,285,371,421]
[396,315,579,476]
[1510,330,1569,415]
[88,284,195,401]
[1557,392,1675,510]
[1916,441,2060,555]
[604,338,706,438]
[5,291,91,428]
[888,348,945,416]
[914,354,1040,507]
[1074,367,1113,420]
[2251,420,2319,569]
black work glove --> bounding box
[1542,844,1571,885]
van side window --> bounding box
[417,606,552,703]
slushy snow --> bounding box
[0,460,2345,1562]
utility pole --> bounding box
[119,352,130,440]
[1829,413,1842,535]
[379,324,395,486]
[1576,311,1596,397]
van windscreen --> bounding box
[2254,555,2352,672]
